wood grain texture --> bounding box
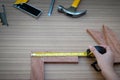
[31,57,78,80]
[43,57,78,63]
[86,29,106,45]
[103,25,120,62]
[31,57,44,80]
[0,0,120,80]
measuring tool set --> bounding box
[12,0,87,18]
[32,46,106,71]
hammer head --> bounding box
[57,5,87,18]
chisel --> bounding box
[48,0,55,16]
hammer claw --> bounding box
[57,5,87,18]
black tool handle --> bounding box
[1,5,8,26]
[91,61,101,71]
[87,46,106,71]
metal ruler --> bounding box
[31,52,92,57]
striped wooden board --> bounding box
[0,0,120,80]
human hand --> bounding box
[89,45,119,80]
[89,45,114,70]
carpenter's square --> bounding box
[48,0,55,16]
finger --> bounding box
[100,45,107,49]
[89,46,102,58]
[106,46,111,52]
[105,46,113,56]
[100,45,111,53]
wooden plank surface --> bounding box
[0,0,120,80]
[43,57,78,63]
[31,57,78,80]
[86,29,106,45]
[103,25,120,62]
[31,57,44,80]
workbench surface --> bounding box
[0,0,120,80]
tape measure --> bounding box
[31,52,93,57]
[31,46,106,57]
[31,46,106,72]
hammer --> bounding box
[57,0,87,18]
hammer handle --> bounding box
[72,0,81,8]
[14,0,28,4]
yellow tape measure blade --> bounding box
[31,52,88,57]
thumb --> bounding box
[89,46,102,58]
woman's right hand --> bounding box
[89,45,119,80]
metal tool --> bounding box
[13,3,42,18]
[0,5,8,26]
[13,0,42,18]
[48,0,55,16]
[57,0,87,18]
